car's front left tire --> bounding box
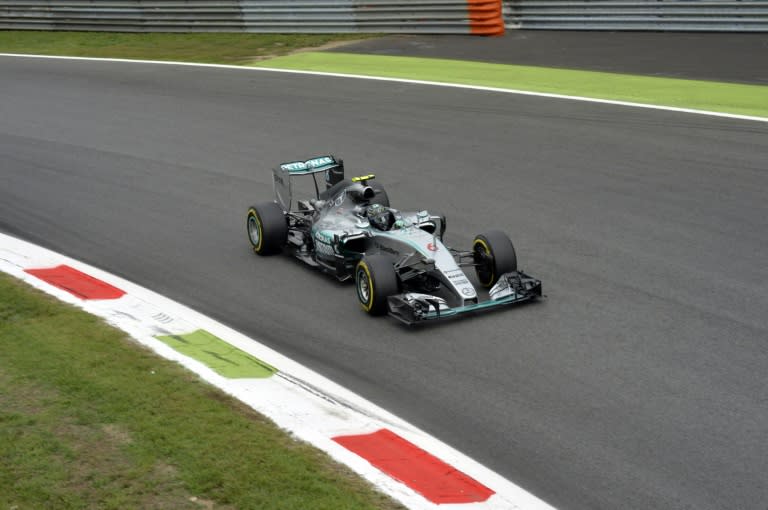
[355,255,399,316]
[247,202,288,255]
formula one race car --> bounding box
[246,155,541,324]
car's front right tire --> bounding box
[355,255,399,316]
[473,230,518,288]
[247,202,288,255]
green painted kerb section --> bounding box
[156,329,277,379]
[255,53,768,120]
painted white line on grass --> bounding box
[2,52,767,124]
[0,232,556,510]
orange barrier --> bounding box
[468,0,505,35]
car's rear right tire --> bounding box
[247,202,288,255]
[355,255,399,316]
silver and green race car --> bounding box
[246,155,541,324]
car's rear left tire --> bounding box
[355,255,399,316]
[473,230,517,288]
[247,202,288,255]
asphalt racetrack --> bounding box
[2,55,768,510]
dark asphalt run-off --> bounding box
[329,31,768,84]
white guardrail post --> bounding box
[504,0,768,31]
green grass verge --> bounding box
[0,273,404,510]
[255,52,768,119]
[0,31,373,64]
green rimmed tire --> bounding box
[355,255,399,316]
[247,202,288,255]
[473,230,517,288]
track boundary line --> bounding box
[2,53,766,124]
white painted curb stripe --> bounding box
[2,52,767,124]
[0,232,556,510]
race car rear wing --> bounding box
[273,155,344,212]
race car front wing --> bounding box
[387,271,542,325]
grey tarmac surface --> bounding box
[328,31,768,84]
[2,56,768,510]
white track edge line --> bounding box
[2,52,766,124]
[0,232,556,510]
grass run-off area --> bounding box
[259,53,768,120]
[2,31,767,119]
[0,273,403,510]
[0,31,372,64]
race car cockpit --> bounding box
[366,204,396,231]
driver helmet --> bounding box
[366,204,396,231]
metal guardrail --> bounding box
[505,1,768,31]
[0,0,505,34]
